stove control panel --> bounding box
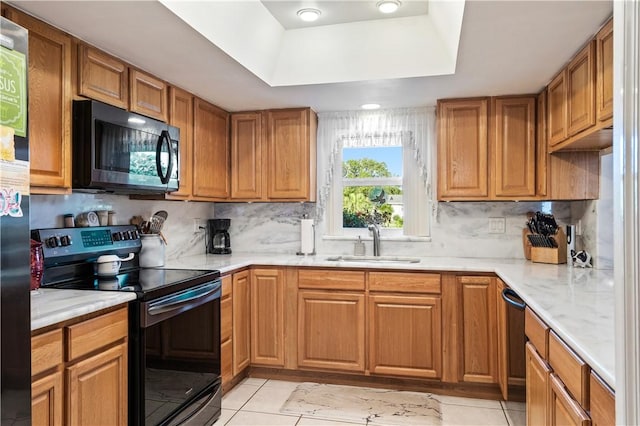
[32,225,141,266]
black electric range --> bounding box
[32,225,223,426]
[32,225,220,298]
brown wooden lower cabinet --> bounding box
[32,371,63,426]
[66,342,128,426]
[524,306,615,426]
[220,275,233,386]
[459,276,498,384]
[232,270,251,376]
[217,266,616,426]
[368,294,441,378]
[251,268,285,366]
[297,290,365,372]
[526,342,551,426]
[31,307,128,426]
[549,373,591,426]
[589,372,615,426]
[221,339,234,386]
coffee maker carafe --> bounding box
[207,219,232,254]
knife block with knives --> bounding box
[524,211,567,264]
[529,227,567,264]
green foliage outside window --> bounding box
[342,158,403,228]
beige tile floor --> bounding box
[217,378,526,426]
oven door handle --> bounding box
[147,282,220,317]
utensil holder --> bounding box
[139,234,165,267]
[530,228,567,264]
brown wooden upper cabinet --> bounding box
[266,108,317,201]
[567,42,596,137]
[192,98,230,200]
[438,95,599,201]
[537,91,600,200]
[493,97,536,198]
[78,45,129,110]
[79,45,168,122]
[230,108,317,202]
[547,70,568,147]
[231,112,263,200]
[129,69,168,122]
[166,87,194,200]
[596,18,613,123]
[437,98,489,200]
[4,7,73,194]
[547,18,613,152]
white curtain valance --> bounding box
[316,107,436,219]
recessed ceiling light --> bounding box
[297,8,321,22]
[377,0,401,14]
[361,103,381,110]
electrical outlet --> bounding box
[193,218,202,233]
[489,217,506,234]
[576,219,583,236]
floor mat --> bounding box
[280,382,442,425]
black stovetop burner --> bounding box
[45,267,220,301]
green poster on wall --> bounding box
[0,45,27,138]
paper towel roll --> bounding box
[300,219,315,254]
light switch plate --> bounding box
[489,217,506,234]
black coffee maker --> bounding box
[207,219,231,254]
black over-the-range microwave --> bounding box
[73,100,180,194]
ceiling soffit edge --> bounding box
[160,0,464,87]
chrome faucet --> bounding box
[368,224,381,256]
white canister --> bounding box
[139,234,165,267]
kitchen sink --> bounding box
[325,255,421,264]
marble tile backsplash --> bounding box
[31,182,610,264]
[215,201,573,259]
[30,194,215,260]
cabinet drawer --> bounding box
[525,307,549,358]
[369,272,441,294]
[221,296,233,343]
[32,329,63,376]
[298,269,365,291]
[66,308,128,362]
[549,331,590,408]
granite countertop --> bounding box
[166,253,616,389]
[31,253,614,389]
